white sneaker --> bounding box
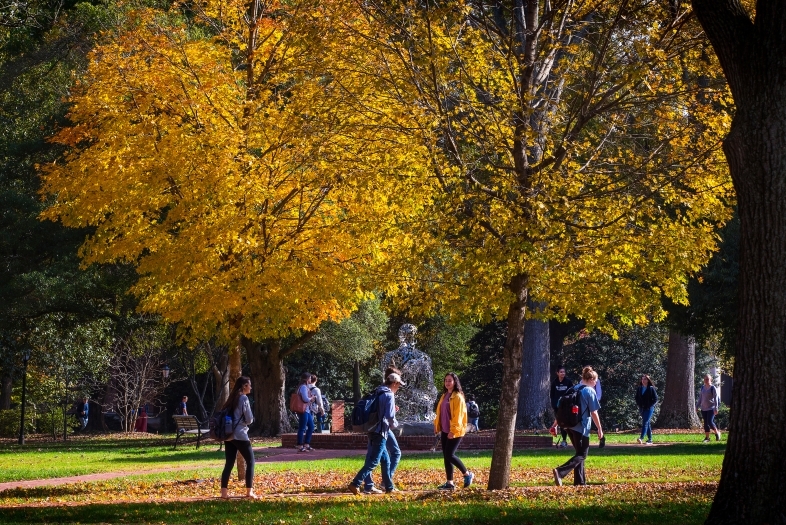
[636,438,642,444]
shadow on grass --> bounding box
[0,496,711,525]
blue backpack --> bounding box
[351,389,381,432]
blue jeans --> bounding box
[639,406,654,441]
[469,418,479,431]
[297,411,314,445]
[352,432,389,489]
[701,410,718,433]
[364,430,401,490]
[315,413,326,433]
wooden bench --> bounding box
[172,415,209,449]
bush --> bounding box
[0,407,35,438]
[714,402,730,430]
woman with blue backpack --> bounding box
[551,366,603,486]
[220,376,256,499]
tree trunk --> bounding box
[213,350,230,411]
[691,2,786,521]
[657,331,701,429]
[516,312,550,429]
[353,361,361,403]
[488,274,528,490]
[245,338,290,436]
[228,341,244,479]
[0,375,12,410]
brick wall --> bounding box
[281,432,551,450]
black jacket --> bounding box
[551,377,574,409]
[635,385,658,409]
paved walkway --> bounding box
[0,447,366,492]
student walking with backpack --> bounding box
[363,367,404,494]
[434,372,474,490]
[550,367,573,447]
[309,375,327,433]
[348,373,405,494]
[296,372,316,452]
[551,366,603,486]
[466,395,480,432]
[696,374,722,442]
[220,376,257,499]
[635,374,658,445]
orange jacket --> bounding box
[433,391,467,437]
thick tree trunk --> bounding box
[488,274,528,490]
[245,338,290,436]
[0,375,12,410]
[692,2,786,521]
[516,312,550,429]
[657,331,701,429]
[229,341,245,481]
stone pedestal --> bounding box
[331,400,345,432]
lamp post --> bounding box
[18,348,30,446]
[161,364,170,433]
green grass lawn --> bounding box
[0,434,724,525]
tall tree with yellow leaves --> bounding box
[347,0,734,488]
[41,0,434,435]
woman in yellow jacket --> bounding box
[433,372,474,490]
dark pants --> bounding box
[440,432,467,480]
[702,410,718,433]
[221,439,255,488]
[555,428,590,485]
[297,411,314,445]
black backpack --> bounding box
[208,408,244,441]
[351,389,381,432]
[555,385,586,428]
[467,401,480,418]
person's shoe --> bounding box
[702,438,710,443]
[463,472,474,488]
[636,437,643,444]
[298,446,307,452]
[599,436,606,448]
[715,431,721,441]
[385,488,400,493]
[552,468,563,487]
[305,445,314,451]
[363,487,383,494]
[437,482,455,491]
[558,440,568,448]
[645,440,653,445]
[348,483,361,495]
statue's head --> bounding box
[398,324,417,346]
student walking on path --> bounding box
[696,374,722,442]
[364,367,404,494]
[309,375,326,433]
[434,372,474,490]
[551,366,604,486]
[296,372,316,452]
[348,373,405,494]
[635,374,658,445]
[550,367,573,447]
[220,376,257,499]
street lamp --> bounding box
[18,348,30,446]
[160,364,170,433]
[162,364,170,379]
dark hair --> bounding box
[300,372,311,385]
[443,372,463,394]
[466,394,475,402]
[384,366,402,378]
[311,374,318,383]
[556,367,566,374]
[222,376,251,411]
[640,374,655,388]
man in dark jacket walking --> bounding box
[550,367,573,447]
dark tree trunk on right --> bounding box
[657,331,700,429]
[0,375,11,410]
[691,1,786,522]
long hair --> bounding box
[442,372,463,395]
[300,372,311,385]
[640,374,655,388]
[222,376,251,411]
